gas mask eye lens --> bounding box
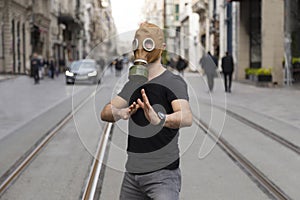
[143,38,155,52]
[132,38,138,51]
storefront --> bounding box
[287,0,300,83]
[232,0,284,85]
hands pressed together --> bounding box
[118,89,161,125]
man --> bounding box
[200,51,218,92]
[115,58,123,77]
[49,58,55,79]
[31,53,40,84]
[101,22,192,200]
[176,56,188,76]
[221,52,234,92]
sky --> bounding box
[110,0,145,34]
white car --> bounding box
[65,59,101,84]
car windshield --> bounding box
[70,61,96,71]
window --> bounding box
[0,23,3,58]
[249,0,262,68]
[175,4,179,21]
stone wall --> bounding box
[261,0,284,85]
[0,0,51,74]
[236,0,250,81]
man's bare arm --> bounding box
[101,96,139,122]
[164,99,193,129]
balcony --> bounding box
[58,13,75,24]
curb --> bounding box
[0,75,18,83]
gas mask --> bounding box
[129,23,164,84]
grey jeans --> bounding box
[119,168,181,200]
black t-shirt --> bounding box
[118,70,189,174]
[31,58,40,71]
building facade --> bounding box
[178,0,199,71]
[0,0,116,75]
[0,0,50,74]
[144,0,164,28]
[86,0,116,64]
[57,0,84,67]
[143,0,178,55]
[231,0,284,85]
[143,0,200,71]
[193,0,291,85]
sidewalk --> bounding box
[0,74,17,82]
[184,72,300,129]
[0,75,78,140]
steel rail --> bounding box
[0,90,96,195]
[193,115,292,200]
[195,68,299,155]
[81,122,112,200]
[200,100,300,155]
[224,108,300,155]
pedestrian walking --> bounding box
[122,54,129,68]
[31,53,40,84]
[209,51,218,66]
[115,58,123,77]
[108,60,114,73]
[200,51,218,92]
[169,56,177,70]
[221,52,234,93]
[101,22,193,200]
[38,55,45,80]
[56,59,61,77]
[49,58,55,79]
[98,58,105,71]
[176,56,188,76]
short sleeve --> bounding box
[166,75,189,102]
[118,81,131,102]
[118,80,143,103]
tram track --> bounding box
[202,100,300,155]
[0,88,97,196]
[223,108,300,155]
[193,115,292,200]
[0,67,119,199]
[80,99,297,200]
[81,122,113,200]
[81,73,299,200]
[1,70,297,199]
[83,112,295,200]
[0,66,114,197]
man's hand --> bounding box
[101,96,139,122]
[137,89,161,125]
[116,102,140,120]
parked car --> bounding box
[65,59,101,84]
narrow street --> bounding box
[1,68,299,199]
[1,0,300,199]
[99,72,300,200]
